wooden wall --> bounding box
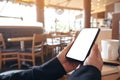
[112,13,120,39]
[105,1,120,39]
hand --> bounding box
[83,44,103,71]
[57,41,80,73]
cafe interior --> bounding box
[0,0,120,80]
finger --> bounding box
[90,44,103,63]
[94,44,102,60]
[97,48,103,63]
[89,44,98,57]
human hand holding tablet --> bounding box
[66,28,100,64]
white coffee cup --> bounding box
[101,39,119,60]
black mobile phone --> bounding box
[66,28,100,64]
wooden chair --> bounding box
[44,33,61,57]
[0,33,20,70]
[49,32,61,35]
[19,34,45,68]
[60,32,73,50]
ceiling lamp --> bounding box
[55,8,64,15]
[14,0,34,3]
[11,0,35,6]
[21,0,34,3]
[55,0,71,15]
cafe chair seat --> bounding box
[1,48,19,53]
[23,47,42,53]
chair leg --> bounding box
[45,47,48,56]
[52,48,55,57]
[3,55,6,65]
[44,46,48,56]
[0,64,1,71]
[41,55,44,64]
[46,47,51,56]
[32,56,35,66]
[0,55,2,70]
[0,61,2,71]
[18,54,21,69]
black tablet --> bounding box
[66,28,100,63]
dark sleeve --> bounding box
[0,57,66,80]
[68,65,101,80]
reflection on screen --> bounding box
[66,28,99,61]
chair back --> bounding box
[61,32,71,36]
[44,33,60,45]
[0,33,6,49]
[49,32,61,35]
[32,34,45,53]
[44,33,61,57]
[60,32,73,44]
[44,33,53,39]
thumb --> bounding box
[89,44,98,58]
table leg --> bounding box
[20,41,25,51]
[20,41,30,68]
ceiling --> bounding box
[45,0,83,10]
[2,0,119,13]
[45,0,119,13]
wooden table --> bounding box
[8,37,33,51]
[102,66,120,80]
[52,34,73,45]
[102,60,120,80]
[59,60,120,80]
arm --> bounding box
[30,40,79,80]
[69,65,101,80]
[0,41,79,80]
[69,44,103,80]
[32,57,66,80]
[0,57,66,80]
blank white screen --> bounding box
[66,28,99,61]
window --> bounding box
[44,7,81,32]
[0,1,36,25]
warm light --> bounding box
[97,6,100,8]
[97,3,100,5]
[14,0,35,3]
[22,0,34,2]
[91,5,94,8]
[103,4,106,6]
[45,2,48,6]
